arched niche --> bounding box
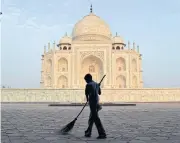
[116,57,126,71]
[116,46,120,50]
[46,59,52,73]
[116,75,126,88]
[132,59,137,72]
[58,58,68,72]
[63,46,67,50]
[46,76,52,87]
[132,76,138,88]
[57,75,68,88]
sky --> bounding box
[1,0,180,88]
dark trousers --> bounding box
[85,103,106,136]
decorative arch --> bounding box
[132,76,138,88]
[112,47,115,50]
[68,47,71,50]
[116,57,126,71]
[89,65,95,73]
[58,58,68,72]
[116,46,120,50]
[63,46,67,50]
[57,76,68,88]
[132,59,137,72]
[80,51,104,62]
[121,46,124,50]
[46,59,52,73]
[116,75,126,88]
[80,55,103,87]
[46,76,51,87]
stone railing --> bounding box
[1,88,180,103]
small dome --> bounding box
[59,36,72,44]
[72,13,112,40]
[113,36,125,44]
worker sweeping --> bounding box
[84,73,106,139]
[60,74,106,137]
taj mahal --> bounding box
[40,6,143,89]
[1,6,180,104]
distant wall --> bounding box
[1,88,180,103]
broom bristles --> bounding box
[60,118,76,134]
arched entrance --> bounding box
[80,55,103,88]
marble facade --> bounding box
[40,9,143,89]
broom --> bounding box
[60,74,106,134]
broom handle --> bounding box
[75,75,106,120]
[99,75,106,86]
[75,101,88,120]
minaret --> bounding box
[139,52,143,88]
[48,42,50,51]
[53,41,56,51]
[133,42,135,50]
[128,41,130,50]
[41,48,45,88]
[137,45,139,53]
[44,45,46,54]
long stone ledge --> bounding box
[1,88,180,90]
[1,88,180,103]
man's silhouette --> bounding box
[84,74,106,139]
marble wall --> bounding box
[1,88,180,103]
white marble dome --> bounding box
[113,36,125,44]
[59,36,72,44]
[72,13,112,40]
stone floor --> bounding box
[1,103,180,143]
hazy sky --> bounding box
[1,0,180,88]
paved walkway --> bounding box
[1,103,180,143]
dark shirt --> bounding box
[85,80,101,104]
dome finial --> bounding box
[90,4,93,13]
